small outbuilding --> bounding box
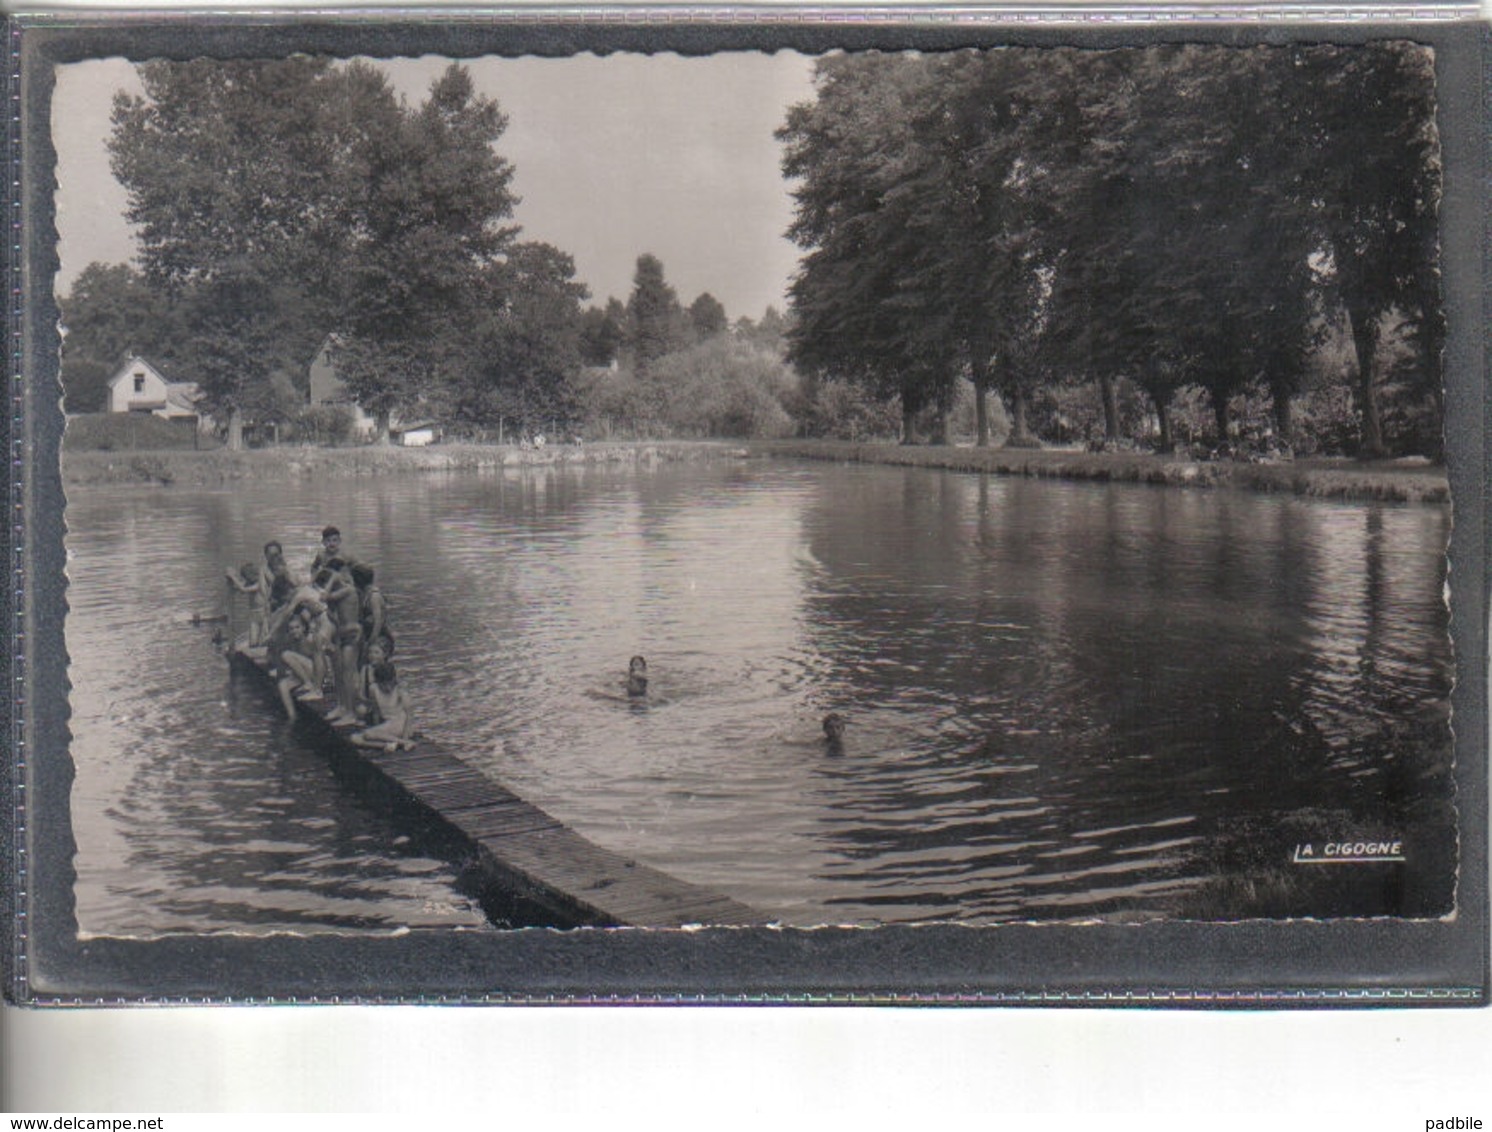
[390,421,438,448]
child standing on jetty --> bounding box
[316,560,363,723]
[351,562,392,659]
[310,525,363,579]
[352,662,413,751]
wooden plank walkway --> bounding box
[228,644,762,929]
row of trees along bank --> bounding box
[778,44,1444,458]
[60,48,1443,458]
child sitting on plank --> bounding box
[351,662,414,751]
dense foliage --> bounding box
[64,46,1443,457]
[779,44,1443,457]
[92,59,581,445]
[69,58,803,445]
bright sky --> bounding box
[51,51,819,322]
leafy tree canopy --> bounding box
[107,59,525,437]
[625,254,689,379]
[779,43,1442,455]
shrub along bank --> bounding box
[754,440,1450,504]
[60,440,750,487]
[60,436,1448,503]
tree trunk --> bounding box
[1349,307,1388,458]
[1002,390,1038,450]
[901,399,917,446]
[374,408,392,446]
[1154,397,1174,453]
[227,406,244,451]
[1272,386,1293,443]
[968,347,994,448]
[931,405,950,446]
[1212,392,1230,444]
[1100,374,1121,441]
[1425,387,1445,463]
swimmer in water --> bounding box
[626,655,648,698]
[823,712,847,755]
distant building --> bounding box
[106,356,202,422]
[390,420,438,447]
[306,336,434,443]
[308,337,376,438]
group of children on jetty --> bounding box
[226,526,412,751]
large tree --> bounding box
[624,254,689,379]
[1290,43,1441,457]
[1039,46,1324,448]
[780,54,964,444]
[108,59,523,445]
[444,241,590,434]
[781,43,1440,456]
[898,48,1094,446]
[335,64,520,437]
[687,292,729,342]
[578,299,627,368]
[109,58,393,442]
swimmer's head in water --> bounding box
[626,656,648,696]
[823,713,847,742]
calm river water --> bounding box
[64,457,1456,934]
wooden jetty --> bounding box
[227,643,762,930]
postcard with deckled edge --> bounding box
[7,8,1488,1005]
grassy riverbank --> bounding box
[61,440,750,487]
[62,436,1450,503]
[755,440,1451,504]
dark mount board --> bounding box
[6,7,1488,1006]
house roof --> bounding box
[107,355,170,389]
[164,382,201,412]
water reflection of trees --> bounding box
[795,467,1454,921]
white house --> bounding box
[106,356,202,421]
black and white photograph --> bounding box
[10,14,1489,1003]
